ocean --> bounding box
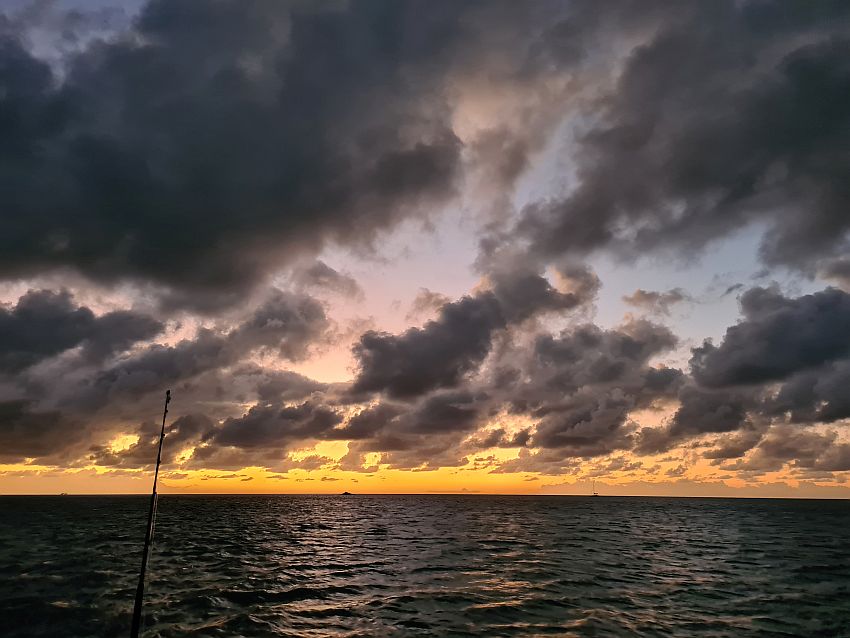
[0,495,848,637]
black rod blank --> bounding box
[130,389,171,638]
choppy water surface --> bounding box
[1,496,849,637]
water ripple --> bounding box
[1,495,849,636]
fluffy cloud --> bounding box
[0,288,330,462]
[351,293,504,399]
[0,0,589,309]
[691,287,850,387]
[210,402,342,450]
[0,289,162,372]
[645,287,850,462]
[352,265,599,399]
[517,2,850,276]
[505,320,682,461]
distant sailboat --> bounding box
[591,480,599,497]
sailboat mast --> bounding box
[130,389,171,638]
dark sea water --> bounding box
[1,496,849,637]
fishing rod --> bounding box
[130,389,171,638]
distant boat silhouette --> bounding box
[341,491,352,495]
[591,481,599,497]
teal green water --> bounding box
[0,495,848,636]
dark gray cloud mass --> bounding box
[636,385,759,455]
[689,287,850,428]
[351,266,598,399]
[517,2,850,276]
[3,0,849,290]
[0,399,81,461]
[339,390,487,471]
[511,320,682,461]
[351,293,504,400]
[0,288,329,461]
[717,426,850,475]
[20,283,849,476]
[652,286,850,462]
[691,287,850,387]
[212,401,342,450]
[0,0,574,308]
[75,289,328,408]
[0,289,162,372]
[342,317,682,474]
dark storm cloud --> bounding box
[530,392,638,456]
[79,289,328,407]
[718,426,850,475]
[82,329,232,408]
[351,293,504,399]
[0,0,581,308]
[690,287,850,387]
[0,287,331,464]
[345,391,484,442]
[440,318,685,471]
[102,401,346,472]
[722,284,745,297]
[0,289,162,372]
[518,320,681,457]
[242,366,327,404]
[333,391,489,471]
[0,0,464,306]
[335,403,405,442]
[490,268,596,324]
[528,320,679,396]
[0,399,81,461]
[397,390,483,436]
[622,288,690,315]
[517,2,850,276]
[767,361,850,425]
[669,386,754,436]
[636,385,759,455]
[637,286,850,458]
[702,430,764,461]
[227,289,329,360]
[351,266,598,400]
[211,401,342,450]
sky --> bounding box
[1,0,850,497]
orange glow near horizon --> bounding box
[2,394,848,499]
[3,441,848,498]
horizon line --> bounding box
[2,492,848,500]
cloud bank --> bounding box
[1,0,849,491]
